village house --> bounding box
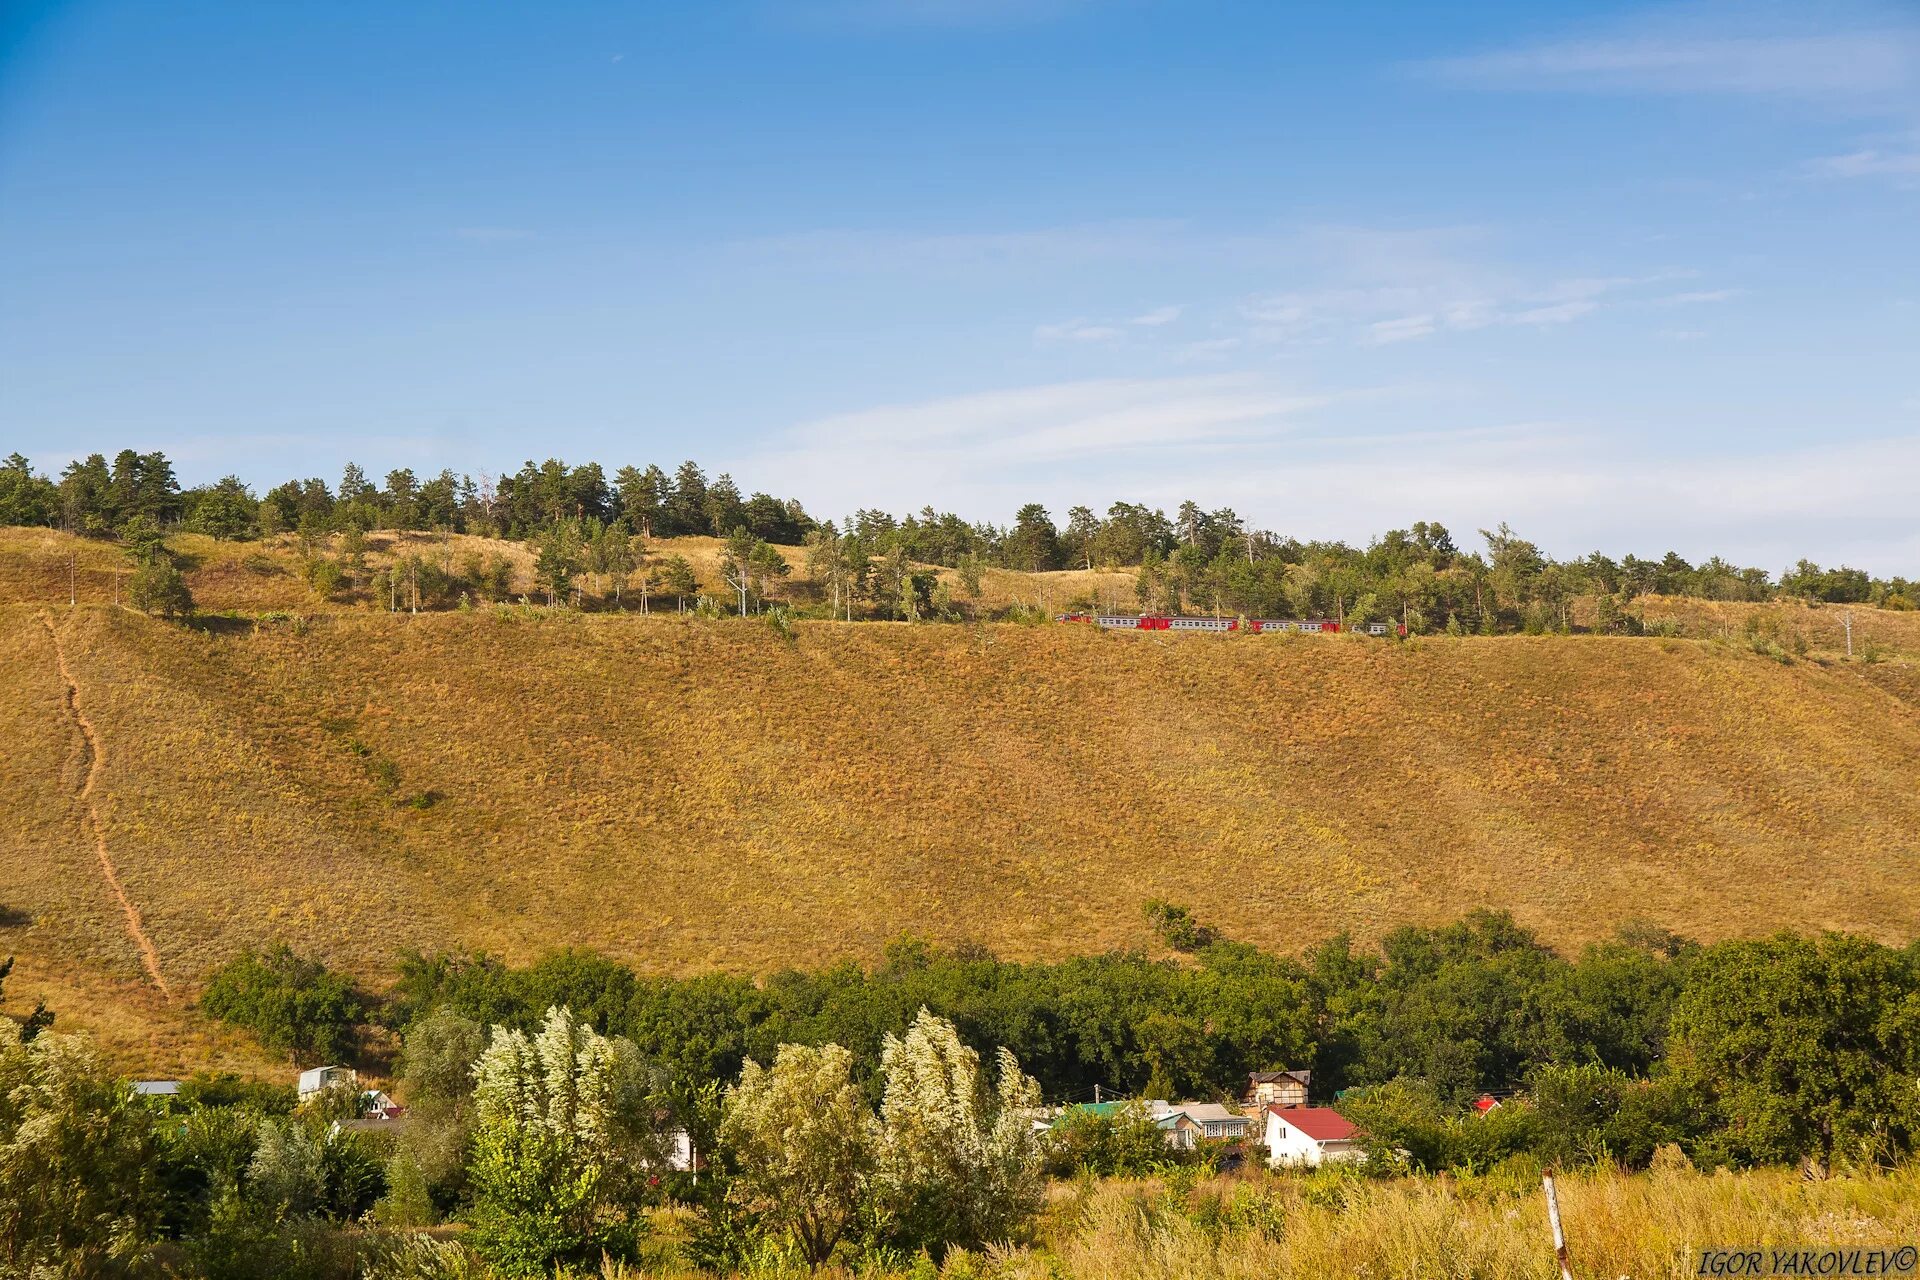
[361,1089,402,1119]
[1263,1105,1362,1167]
[297,1064,356,1100]
[1244,1069,1311,1109]
[1153,1101,1252,1149]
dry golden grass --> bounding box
[4,529,1920,1069]
[1629,593,1920,658]
[1017,1165,1920,1280]
[597,1165,1920,1280]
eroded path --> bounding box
[38,613,170,996]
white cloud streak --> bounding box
[1130,305,1185,326]
[735,375,1920,571]
[1427,19,1920,102]
[1812,147,1920,179]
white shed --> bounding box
[297,1065,356,1099]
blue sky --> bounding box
[2,0,1916,570]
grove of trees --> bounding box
[2,450,1910,627]
[8,908,1920,1274]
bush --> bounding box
[178,1071,298,1114]
[1044,1102,1172,1177]
[187,1189,355,1280]
[130,556,194,617]
[1338,1079,1538,1173]
[199,944,366,1062]
[0,1024,163,1273]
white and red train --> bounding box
[1056,613,1406,637]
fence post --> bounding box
[1543,1174,1573,1280]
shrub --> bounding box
[199,944,366,1062]
[874,1008,1044,1255]
[465,1006,632,1277]
[0,1023,163,1274]
[721,1042,877,1266]
[130,556,194,617]
[1044,1102,1171,1177]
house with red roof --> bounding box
[1262,1105,1363,1167]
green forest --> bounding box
[6,908,1918,1276]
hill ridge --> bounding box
[4,600,1918,1068]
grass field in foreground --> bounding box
[4,589,1918,1073]
[596,1164,1920,1280]
[972,1164,1920,1280]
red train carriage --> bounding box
[1059,614,1406,637]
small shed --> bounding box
[297,1065,356,1099]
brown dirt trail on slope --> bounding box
[36,613,170,996]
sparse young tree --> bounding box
[531,521,584,606]
[604,529,639,605]
[875,1009,1044,1255]
[467,1006,625,1275]
[721,1042,876,1267]
[719,528,754,616]
[0,1022,163,1275]
[805,526,858,620]
[956,551,985,601]
[660,555,698,613]
[129,558,194,618]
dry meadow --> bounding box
[3,529,1919,1072]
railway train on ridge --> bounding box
[1056,613,1408,636]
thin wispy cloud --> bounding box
[1423,4,1920,103]
[1245,264,1689,348]
[747,374,1336,517]
[1811,146,1920,182]
[741,375,1920,570]
[1131,305,1185,326]
[453,226,536,244]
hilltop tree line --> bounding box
[0,450,1910,627]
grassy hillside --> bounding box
[0,525,1137,619]
[5,566,1919,1070]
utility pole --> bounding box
[1542,1175,1573,1280]
[1843,611,1854,659]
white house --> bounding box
[297,1065,356,1100]
[668,1126,696,1173]
[1263,1105,1362,1167]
